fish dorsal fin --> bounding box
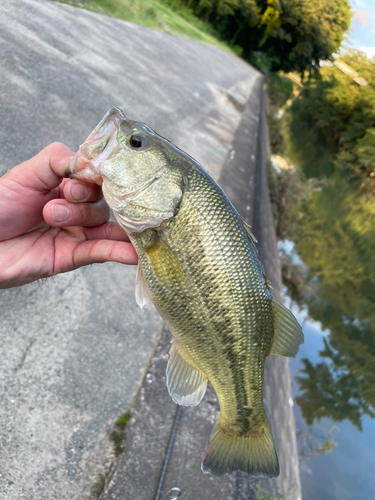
[241,218,258,250]
[166,342,207,406]
[135,263,152,309]
[269,297,304,358]
[241,218,273,289]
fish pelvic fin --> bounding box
[166,342,207,406]
[269,296,304,358]
[201,415,279,478]
[135,263,152,309]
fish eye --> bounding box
[129,134,145,149]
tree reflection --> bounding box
[290,178,375,429]
[288,185,375,429]
[279,51,375,430]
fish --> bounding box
[68,107,303,478]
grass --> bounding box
[55,0,231,52]
[255,484,298,500]
[88,411,131,499]
[109,412,131,457]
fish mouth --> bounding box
[67,107,125,185]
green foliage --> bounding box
[267,72,293,111]
[284,88,336,178]
[266,73,293,153]
[89,411,131,498]
[297,428,338,462]
[109,411,130,456]
[338,127,375,192]
[317,438,338,454]
[279,248,309,308]
[286,50,375,184]
[256,0,351,73]
[56,0,230,50]
[255,485,283,500]
[115,413,130,429]
[255,484,298,500]
[267,162,321,241]
[89,474,107,499]
[181,0,351,72]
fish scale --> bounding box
[131,167,274,434]
[68,107,304,478]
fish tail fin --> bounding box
[201,415,279,478]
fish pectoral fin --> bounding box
[269,297,304,358]
[135,263,152,309]
[144,235,189,288]
[166,342,207,406]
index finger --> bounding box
[62,179,103,203]
[4,142,75,192]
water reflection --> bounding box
[290,191,375,428]
[296,320,375,431]
[290,309,375,500]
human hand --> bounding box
[0,142,138,289]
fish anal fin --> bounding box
[166,343,207,406]
[135,263,152,309]
[270,297,304,358]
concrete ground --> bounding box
[0,1,263,500]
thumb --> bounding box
[4,142,74,192]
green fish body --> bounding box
[69,108,303,478]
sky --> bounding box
[349,0,375,57]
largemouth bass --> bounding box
[68,108,303,478]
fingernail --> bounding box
[71,183,89,201]
[51,204,70,223]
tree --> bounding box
[182,0,351,73]
[253,0,352,73]
[286,50,375,185]
[266,72,294,154]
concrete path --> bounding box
[0,2,260,500]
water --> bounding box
[290,308,375,500]
[167,487,182,499]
